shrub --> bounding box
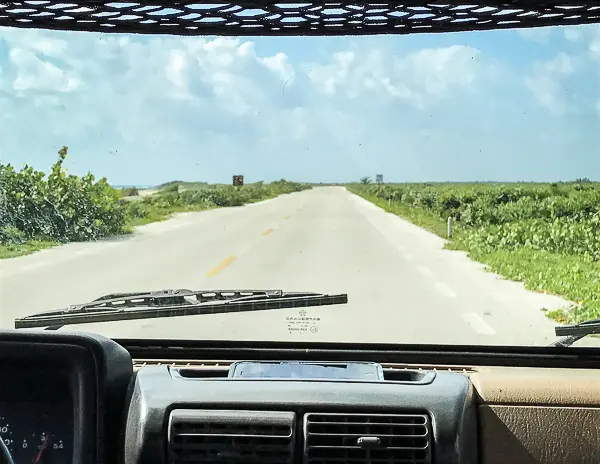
[350,182,600,261]
[0,146,127,244]
[121,187,139,197]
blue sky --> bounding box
[0,24,599,185]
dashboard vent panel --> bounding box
[304,412,432,464]
[168,409,295,464]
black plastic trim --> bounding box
[168,409,296,464]
[303,412,433,464]
[1,1,599,37]
[123,365,476,464]
[117,338,600,369]
[0,331,134,464]
[170,364,437,385]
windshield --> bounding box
[1,22,599,347]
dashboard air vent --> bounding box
[304,412,432,464]
[168,409,295,464]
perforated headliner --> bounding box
[1,1,599,36]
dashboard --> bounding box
[1,331,600,464]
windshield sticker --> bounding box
[286,309,321,334]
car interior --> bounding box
[1,330,600,464]
[1,1,600,464]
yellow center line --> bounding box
[205,255,236,277]
[262,228,274,236]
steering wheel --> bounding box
[0,436,14,464]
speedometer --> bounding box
[0,426,67,464]
[0,402,72,464]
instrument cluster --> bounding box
[0,331,134,464]
[0,401,73,464]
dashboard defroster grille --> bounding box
[304,412,432,464]
[168,409,295,464]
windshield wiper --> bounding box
[549,318,600,347]
[14,289,348,330]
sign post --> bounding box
[376,174,383,184]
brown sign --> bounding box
[233,175,244,186]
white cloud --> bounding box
[525,52,575,116]
[522,25,600,116]
[518,28,553,44]
[590,28,600,61]
[402,45,480,97]
[165,49,189,98]
[0,25,598,184]
[564,28,583,42]
[561,24,600,62]
[9,47,80,93]
[306,45,480,108]
[0,29,484,135]
[308,50,358,96]
[259,52,295,82]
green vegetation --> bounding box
[158,181,209,191]
[0,147,311,258]
[123,179,310,227]
[348,181,600,323]
[120,187,139,197]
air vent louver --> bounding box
[169,409,295,464]
[304,413,432,464]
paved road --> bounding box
[0,187,583,346]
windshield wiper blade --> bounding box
[14,289,348,330]
[548,318,600,347]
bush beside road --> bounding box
[0,147,311,259]
[348,181,600,323]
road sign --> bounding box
[233,175,244,186]
[376,174,383,184]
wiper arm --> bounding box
[548,318,600,347]
[14,289,348,330]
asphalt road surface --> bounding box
[0,187,588,346]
